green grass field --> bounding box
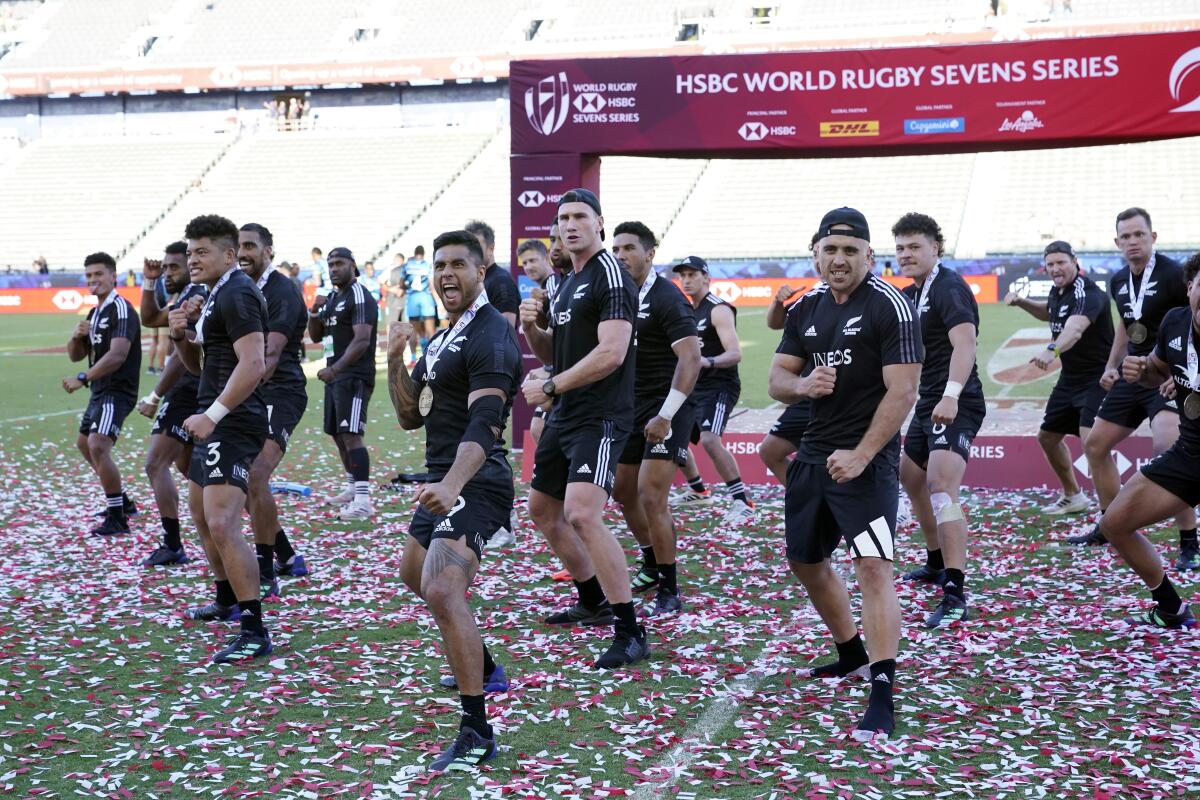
[1,309,1196,799]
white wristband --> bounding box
[942,381,963,399]
[658,389,688,421]
[142,390,161,405]
[204,400,231,424]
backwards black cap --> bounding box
[557,187,601,216]
[817,207,871,242]
[671,255,709,274]
[329,246,358,276]
[1043,240,1076,259]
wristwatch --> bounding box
[542,378,557,398]
[706,356,717,369]
[76,371,89,386]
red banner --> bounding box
[0,287,141,314]
[512,31,1200,156]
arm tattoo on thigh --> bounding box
[425,538,474,579]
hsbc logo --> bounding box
[1169,45,1200,112]
[524,72,570,136]
[209,65,242,88]
[738,122,767,141]
[53,289,85,311]
[711,281,741,303]
[574,93,606,113]
[451,55,483,78]
[1074,450,1145,479]
[518,190,546,208]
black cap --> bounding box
[557,187,601,216]
[817,207,870,242]
[671,255,709,274]
[328,246,358,276]
[1044,240,1076,258]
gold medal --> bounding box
[418,385,434,417]
[1128,322,1148,345]
[1185,393,1200,421]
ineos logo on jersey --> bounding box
[1169,45,1200,112]
[553,310,572,326]
[812,349,852,367]
[525,72,570,136]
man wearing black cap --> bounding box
[1005,240,1113,531]
[465,220,521,328]
[1077,209,1195,562]
[308,246,379,521]
[671,255,754,525]
[1100,253,1200,628]
[768,207,922,740]
[520,187,649,669]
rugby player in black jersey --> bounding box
[610,221,701,614]
[521,188,649,668]
[1006,241,1114,527]
[465,219,521,328]
[1079,209,1195,562]
[238,223,311,593]
[169,214,272,664]
[1102,253,1200,627]
[671,257,755,525]
[308,247,379,521]
[893,213,986,627]
[518,238,559,449]
[138,242,205,564]
[769,207,922,740]
[386,229,523,770]
[64,251,142,537]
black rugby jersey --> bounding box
[547,250,637,428]
[196,268,268,424]
[258,268,308,395]
[777,276,923,465]
[1047,273,1113,383]
[165,282,207,401]
[1154,307,1200,453]
[484,264,521,318]
[319,280,378,386]
[1110,253,1187,357]
[901,266,983,404]
[411,303,522,477]
[694,292,740,393]
[632,270,697,401]
[86,291,141,400]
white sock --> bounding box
[355,481,370,500]
[345,473,354,493]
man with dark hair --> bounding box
[519,236,560,450]
[308,246,379,520]
[386,228,522,771]
[1101,253,1200,626]
[64,251,142,536]
[170,214,272,663]
[238,223,311,592]
[611,221,701,614]
[399,245,436,359]
[138,241,205,565]
[760,233,820,483]
[671,256,755,525]
[520,188,649,668]
[769,207,922,740]
[311,246,330,292]
[1006,241,1114,527]
[1076,208,1195,561]
[465,219,521,327]
[893,212,986,627]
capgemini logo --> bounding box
[524,72,570,136]
[1169,46,1200,112]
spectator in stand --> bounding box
[34,255,48,274]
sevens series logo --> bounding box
[525,72,570,136]
[1169,45,1200,113]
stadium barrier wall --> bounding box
[520,431,1155,490]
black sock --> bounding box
[725,479,749,504]
[460,694,491,738]
[611,601,639,637]
[1151,575,1183,614]
[640,545,658,572]
[687,475,706,493]
[810,633,869,678]
[215,579,237,608]
[256,543,275,582]
[575,576,607,610]
[105,493,124,517]
[121,491,133,506]
[482,645,497,677]
[856,659,897,735]
[942,568,966,600]
[659,562,678,594]
[161,517,181,551]
[926,548,945,571]
[1181,528,1198,548]
[238,599,266,634]
[274,529,295,563]
[347,447,370,482]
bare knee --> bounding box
[421,575,462,614]
[1083,433,1109,462]
[563,503,598,534]
[1037,430,1061,453]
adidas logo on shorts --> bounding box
[1170,336,1183,351]
[934,435,948,445]
[434,518,453,532]
[340,419,350,427]
[650,443,668,454]
[576,464,592,475]
[208,467,223,478]
[804,325,818,337]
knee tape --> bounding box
[930,492,964,524]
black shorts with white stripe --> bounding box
[784,458,899,564]
[79,392,135,442]
[323,378,372,436]
[690,388,739,443]
[530,418,630,501]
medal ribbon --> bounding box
[637,268,658,307]
[916,264,940,318]
[1127,251,1157,322]
[193,267,237,344]
[422,289,489,378]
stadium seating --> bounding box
[0,0,174,68]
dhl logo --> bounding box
[819,120,880,137]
